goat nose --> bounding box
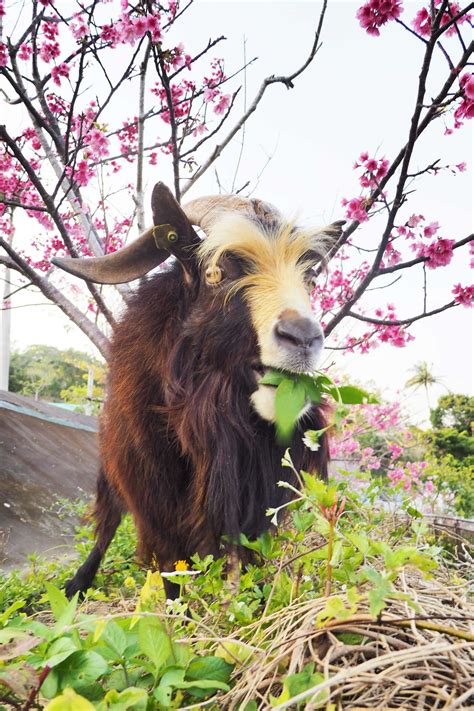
[274,317,323,351]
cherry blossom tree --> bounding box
[0,0,472,364]
[0,0,326,358]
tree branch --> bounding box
[377,234,473,276]
[325,27,473,336]
[348,300,458,327]
[181,0,328,196]
[0,237,110,358]
[0,125,116,327]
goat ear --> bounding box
[151,183,201,275]
[324,219,346,240]
[307,220,346,268]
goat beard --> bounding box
[158,338,323,556]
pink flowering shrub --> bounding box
[329,398,435,503]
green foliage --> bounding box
[428,427,474,462]
[423,393,474,516]
[260,369,377,443]
[0,474,456,709]
[9,345,106,410]
[430,393,474,434]
[425,456,474,518]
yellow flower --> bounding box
[124,576,136,589]
[174,559,188,572]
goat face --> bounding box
[195,214,333,422]
[53,183,343,424]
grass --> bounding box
[0,471,473,710]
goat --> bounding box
[54,183,343,599]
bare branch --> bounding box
[181,0,329,196]
[0,237,110,358]
[136,39,152,231]
[348,300,458,327]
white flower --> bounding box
[161,569,201,578]
[303,432,321,451]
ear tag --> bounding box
[205,265,223,285]
[152,223,178,250]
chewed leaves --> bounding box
[264,369,378,444]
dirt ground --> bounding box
[0,390,98,570]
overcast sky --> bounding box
[3,0,472,424]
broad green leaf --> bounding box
[270,663,325,706]
[298,374,322,404]
[346,532,370,555]
[102,621,128,658]
[52,594,79,635]
[99,687,148,711]
[44,583,69,623]
[330,540,343,567]
[275,378,306,443]
[301,471,327,500]
[45,638,78,668]
[56,650,108,688]
[326,385,378,405]
[405,505,423,519]
[138,617,172,673]
[186,656,234,684]
[215,639,256,665]
[45,687,95,711]
[179,678,229,692]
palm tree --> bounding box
[405,361,443,410]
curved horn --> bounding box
[52,227,170,285]
[183,195,282,233]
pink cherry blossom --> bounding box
[86,127,110,158]
[452,283,474,307]
[423,221,439,237]
[356,0,403,36]
[416,238,455,269]
[341,196,370,222]
[39,41,60,63]
[412,2,471,38]
[18,43,33,61]
[214,94,231,115]
[51,63,70,86]
[70,13,89,41]
[0,42,7,68]
[66,160,95,187]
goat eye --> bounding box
[205,265,224,285]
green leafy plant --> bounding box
[0,471,467,709]
[259,369,377,442]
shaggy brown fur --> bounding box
[63,187,330,600]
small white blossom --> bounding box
[303,434,320,451]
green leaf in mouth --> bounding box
[258,368,378,444]
[275,378,307,444]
